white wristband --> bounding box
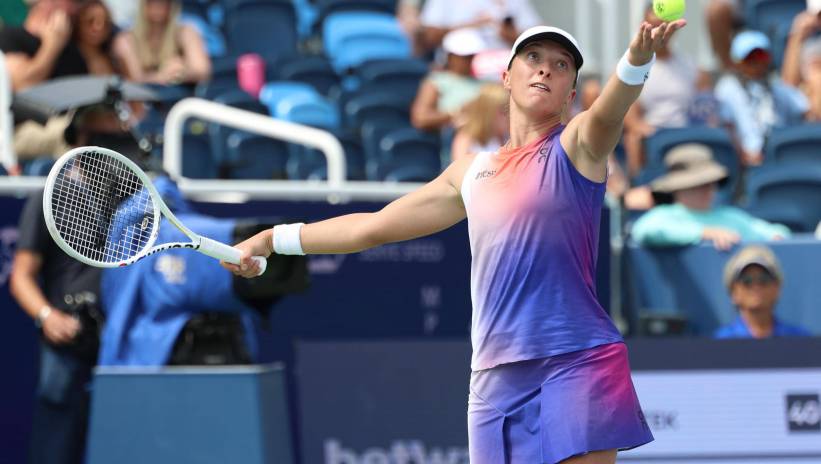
[616,51,655,86]
[272,223,305,255]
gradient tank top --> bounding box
[461,125,622,371]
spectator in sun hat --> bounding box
[715,30,810,166]
[411,27,486,131]
[715,244,812,338]
[631,143,791,250]
[781,8,821,121]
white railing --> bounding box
[0,51,16,173]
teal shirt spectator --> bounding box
[631,203,791,246]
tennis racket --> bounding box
[43,146,266,275]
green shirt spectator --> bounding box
[0,0,29,28]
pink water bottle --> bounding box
[237,53,265,98]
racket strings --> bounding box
[50,150,156,264]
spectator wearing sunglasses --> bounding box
[715,245,812,339]
[715,30,810,166]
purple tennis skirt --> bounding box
[467,342,653,463]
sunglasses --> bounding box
[736,274,776,287]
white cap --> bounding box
[507,25,584,71]
[442,28,487,57]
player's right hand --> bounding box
[42,309,80,345]
[221,229,273,278]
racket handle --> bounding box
[199,236,267,276]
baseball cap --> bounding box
[730,30,772,62]
[722,244,783,290]
[507,26,584,71]
[442,28,487,57]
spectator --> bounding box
[119,0,210,85]
[411,27,485,132]
[0,0,85,91]
[8,103,132,464]
[715,30,809,166]
[623,3,710,177]
[631,143,791,249]
[0,0,30,28]
[450,83,508,162]
[418,0,541,54]
[73,0,140,79]
[705,0,744,70]
[715,244,812,338]
[781,10,821,121]
[397,0,425,56]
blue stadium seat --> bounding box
[370,127,441,181]
[222,1,297,59]
[316,0,396,23]
[22,157,56,176]
[745,164,821,232]
[286,130,366,180]
[226,132,290,179]
[273,93,340,129]
[258,81,318,115]
[355,58,427,93]
[743,0,805,37]
[360,119,411,164]
[182,133,218,178]
[207,55,242,89]
[382,164,440,182]
[194,79,240,100]
[274,55,340,96]
[323,12,411,72]
[342,90,411,130]
[642,127,740,204]
[764,123,821,165]
[207,89,268,164]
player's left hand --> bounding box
[627,19,686,66]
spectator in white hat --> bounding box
[411,27,486,131]
[715,244,811,338]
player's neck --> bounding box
[507,111,562,149]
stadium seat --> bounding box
[642,127,740,205]
[222,1,297,59]
[258,81,318,115]
[355,58,427,93]
[194,79,240,100]
[382,164,440,183]
[322,12,411,72]
[208,89,268,164]
[360,119,411,164]
[22,157,55,176]
[225,132,290,180]
[370,127,441,181]
[273,93,340,129]
[744,163,821,232]
[743,0,805,38]
[207,55,243,89]
[342,90,411,130]
[182,133,218,179]
[315,0,396,24]
[274,55,340,96]
[286,130,366,180]
[764,123,821,165]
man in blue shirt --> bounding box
[715,244,812,339]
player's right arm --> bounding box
[224,157,473,276]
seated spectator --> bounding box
[631,144,791,249]
[418,0,542,55]
[450,83,508,162]
[119,0,210,85]
[715,244,812,338]
[411,28,485,132]
[0,0,86,91]
[715,30,809,166]
[623,3,711,177]
[705,0,745,70]
[781,10,821,121]
[73,0,140,79]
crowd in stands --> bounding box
[1,0,819,335]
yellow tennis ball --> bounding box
[653,0,686,21]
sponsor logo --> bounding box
[787,394,821,432]
[155,255,186,284]
[324,439,468,464]
[0,227,19,286]
[644,410,679,431]
[475,169,496,180]
[537,145,550,164]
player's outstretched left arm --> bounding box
[563,19,686,175]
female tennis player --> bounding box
[225,19,685,464]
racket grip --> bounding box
[199,236,267,276]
